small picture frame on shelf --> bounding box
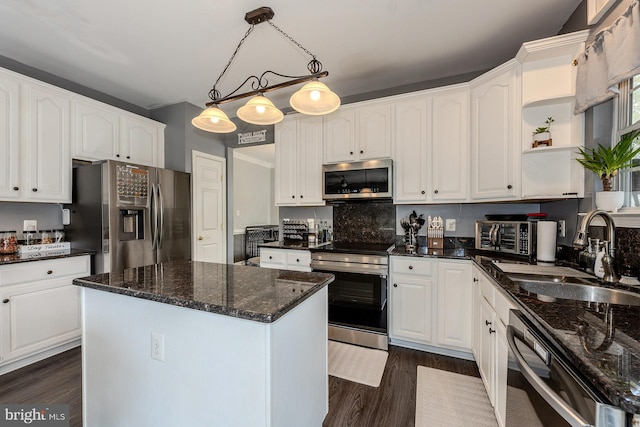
[533,138,552,148]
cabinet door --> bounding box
[390,275,433,343]
[297,116,324,205]
[431,89,469,202]
[23,83,71,202]
[74,100,120,161]
[274,117,298,205]
[120,116,159,166]
[0,281,80,363]
[0,74,20,200]
[436,261,472,351]
[495,321,509,427]
[393,96,429,203]
[357,103,391,160]
[478,296,496,406]
[471,64,519,200]
[323,109,356,163]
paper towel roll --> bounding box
[537,221,557,263]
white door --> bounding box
[192,151,226,263]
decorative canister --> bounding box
[0,231,18,254]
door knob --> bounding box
[2,299,9,304]
[198,236,204,240]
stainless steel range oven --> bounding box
[311,245,390,350]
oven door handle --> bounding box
[506,325,592,427]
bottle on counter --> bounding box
[40,230,54,244]
[0,230,18,254]
[23,230,36,246]
[54,229,65,243]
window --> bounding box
[618,74,640,208]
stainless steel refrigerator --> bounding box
[66,160,191,273]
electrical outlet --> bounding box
[558,220,566,237]
[445,219,456,232]
[23,220,37,231]
[151,332,165,362]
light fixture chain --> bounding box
[267,20,316,60]
[210,25,255,101]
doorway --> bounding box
[231,144,278,263]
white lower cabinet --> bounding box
[389,257,471,354]
[473,264,515,427]
[0,255,90,374]
[259,248,312,272]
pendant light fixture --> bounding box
[192,6,340,133]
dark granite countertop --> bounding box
[73,260,334,323]
[476,256,640,414]
[0,248,94,265]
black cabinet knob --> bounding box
[32,188,38,192]
[126,156,131,159]
[116,154,120,158]
[291,195,295,199]
[12,186,18,191]
[47,270,53,275]
[2,299,9,304]
[349,151,354,155]
[485,320,492,326]
[296,259,300,262]
[473,278,479,282]
[393,284,398,288]
[421,190,425,195]
[434,189,439,194]
[269,256,273,260]
[359,150,363,154]
[489,328,496,334]
[408,265,413,270]
[507,184,513,189]
[300,195,303,199]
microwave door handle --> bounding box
[506,325,591,427]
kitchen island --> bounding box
[73,260,334,427]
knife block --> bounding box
[427,237,443,249]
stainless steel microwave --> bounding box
[322,159,393,200]
[475,220,536,256]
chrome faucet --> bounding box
[573,209,619,283]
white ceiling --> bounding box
[0,0,582,116]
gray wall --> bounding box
[0,203,63,239]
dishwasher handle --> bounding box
[506,325,592,427]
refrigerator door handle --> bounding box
[157,184,165,249]
[150,183,158,250]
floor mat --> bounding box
[327,340,388,387]
[415,366,498,427]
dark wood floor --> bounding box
[0,347,83,427]
[0,345,478,427]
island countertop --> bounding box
[73,260,334,323]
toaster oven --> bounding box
[475,220,536,256]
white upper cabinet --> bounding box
[430,87,469,202]
[324,102,391,163]
[0,72,20,200]
[275,115,324,206]
[470,60,521,201]
[120,115,162,166]
[393,95,429,203]
[22,82,71,202]
[73,99,165,167]
[393,85,469,204]
[74,101,120,161]
[516,31,589,200]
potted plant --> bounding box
[576,129,640,212]
[532,117,554,147]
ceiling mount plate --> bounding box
[245,7,275,25]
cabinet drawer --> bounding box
[0,256,90,287]
[495,288,515,325]
[479,274,495,307]
[391,257,433,276]
[286,250,311,267]
[259,249,286,266]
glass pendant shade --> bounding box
[191,107,237,133]
[290,81,341,115]
[236,95,284,125]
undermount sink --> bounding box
[509,275,640,306]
